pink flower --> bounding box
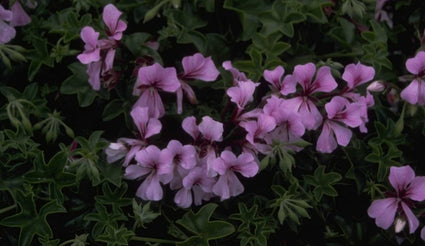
[124,145,173,201]
[316,96,363,153]
[182,116,223,177]
[176,53,219,114]
[400,51,425,105]
[285,63,337,130]
[102,4,127,41]
[368,165,425,233]
[226,80,259,109]
[222,61,248,83]
[162,140,198,190]
[174,167,215,208]
[182,116,223,143]
[342,62,375,90]
[130,106,162,140]
[239,113,276,145]
[9,1,30,27]
[133,63,180,118]
[181,53,219,81]
[212,150,259,200]
[263,66,296,95]
[0,5,15,44]
[77,26,101,64]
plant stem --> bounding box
[0,204,17,214]
[131,236,177,244]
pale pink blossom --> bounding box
[130,106,162,140]
[263,66,296,95]
[226,80,259,109]
[286,63,337,130]
[77,26,101,64]
[0,5,15,44]
[133,63,180,117]
[182,53,219,81]
[222,61,248,83]
[124,145,173,201]
[368,166,425,233]
[212,151,259,200]
[400,51,425,105]
[316,96,363,153]
[103,4,127,41]
[174,167,215,208]
[342,62,375,90]
[10,2,30,27]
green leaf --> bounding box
[132,200,160,229]
[24,152,75,203]
[176,203,235,245]
[0,191,66,246]
[95,183,131,214]
[96,225,135,246]
[304,166,341,201]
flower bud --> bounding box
[394,216,407,233]
[367,81,386,92]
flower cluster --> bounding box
[103,60,375,207]
[76,4,377,208]
[76,4,127,90]
[368,165,425,240]
[0,1,34,44]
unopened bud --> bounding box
[367,81,386,92]
[394,216,407,233]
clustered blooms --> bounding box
[0,1,34,44]
[368,166,425,240]
[76,4,127,90]
[77,4,377,208]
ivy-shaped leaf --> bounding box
[176,203,235,246]
[0,191,66,246]
[131,200,160,230]
[96,225,135,246]
[95,183,132,214]
[304,165,342,201]
[230,203,276,246]
[365,120,404,181]
[270,185,311,227]
[84,202,128,239]
[24,152,75,203]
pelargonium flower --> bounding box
[130,106,162,141]
[212,150,259,200]
[77,26,101,64]
[226,80,259,110]
[182,115,223,177]
[102,3,127,41]
[316,96,363,153]
[342,62,375,90]
[181,53,219,81]
[263,65,296,95]
[400,51,425,105]
[285,63,337,130]
[222,61,248,83]
[262,96,305,152]
[368,165,425,233]
[174,166,215,208]
[133,63,180,118]
[162,140,197,190]
[239,113,276,145]
[9,1,31,27]
[0,5,15,44]
[124,145,173,201]
[176,53,220,114]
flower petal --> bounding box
[406,51,425,75]
[389,165,415,191]
[367,198,398,230]
[401,202,419,234]
[406,176,425,201]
